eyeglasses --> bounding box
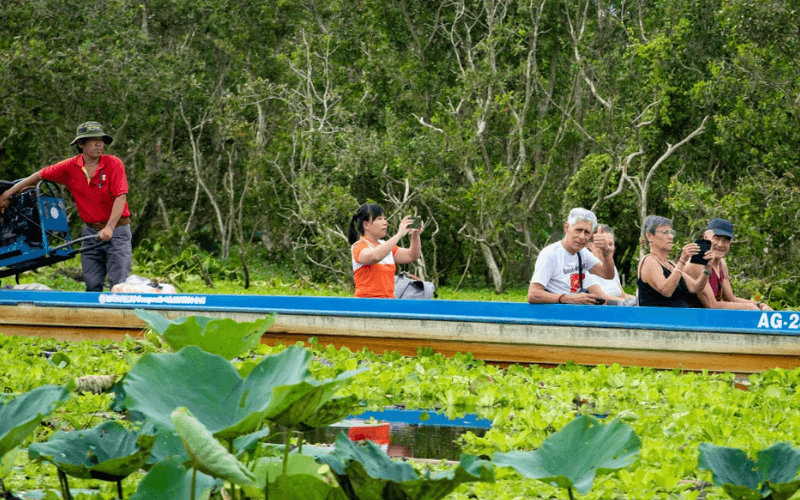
[656,229,677,237]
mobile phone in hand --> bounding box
[409,216,422,229]
[690,239,711,265]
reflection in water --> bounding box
[302,422,488,461]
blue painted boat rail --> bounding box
[0,289,798,337]
[350,408,493,429]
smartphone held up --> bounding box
[690,238,711,265]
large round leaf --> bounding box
[124,345,364,441]
[493,415,641,495]
[129,456,218,500]
[135,309,275,360]
[242,454,348,500]
[170,407,256,487]
[698,442,800,500]
[0,383,73,458]
[28,420,156,481]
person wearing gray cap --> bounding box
[0,121,132,291]
[684,218,771,311]
[527,208,616,305]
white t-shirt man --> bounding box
[530,241,600,294]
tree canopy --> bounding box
[1,0,797,300]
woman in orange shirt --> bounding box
[347,203,423,298]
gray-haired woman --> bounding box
[637,216,713,308]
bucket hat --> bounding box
[70,121,113,146]
[707,218,734,240]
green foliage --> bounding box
[128,456,217,500]
[123,345,358,441]
[492,415,641,496]
[134,309,275,360]
[28,421,156,481]
[4,331,800,499]
[132,238,242,286]
[170,407,256,487]
[0,446,20,480]
[698,442,800,500]
[0,383,74,459]
[244,453,347,500]
[1,0,798,296]
[319,432,494,500]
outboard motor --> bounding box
[0,180,100,281]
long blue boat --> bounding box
[1,289,798,373]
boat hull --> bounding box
[1,291,798,373]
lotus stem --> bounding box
[117,479,123,499]
[568,487,575,500]
[295,430,304,454]
[58,469,74,500]
[190,468,196,500]
[228,440,239,500]
[282,427,292,500]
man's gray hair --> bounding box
[567,208,598,229]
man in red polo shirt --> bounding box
[0,121,132,291]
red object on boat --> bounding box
[348,423,390,446]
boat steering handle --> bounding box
[48,234,106,255]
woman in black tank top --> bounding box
[637,216,711,308]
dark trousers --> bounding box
[80,224,132,292]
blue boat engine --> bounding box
[0,180,100,281]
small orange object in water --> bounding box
[348,422,390,449]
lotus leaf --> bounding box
[108,377,146,422]
[698,442,800,500]
[171,407,256,486]
[0,446,20,479]
[319,432,494,500]
[296,394,360,430]
[242,454,348,500]
[0,383,73,458]
[124,345,364,440]
[492,415,641,495]
[135,309,275,360]
[145,426,190,468]
[232,427,272,458]
[129,456,218,500]
[28,420,156,481]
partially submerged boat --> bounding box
[1,290,798,373]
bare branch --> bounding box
[413,114,444,133]
[633,99,661,128]
[643,115,709,189]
